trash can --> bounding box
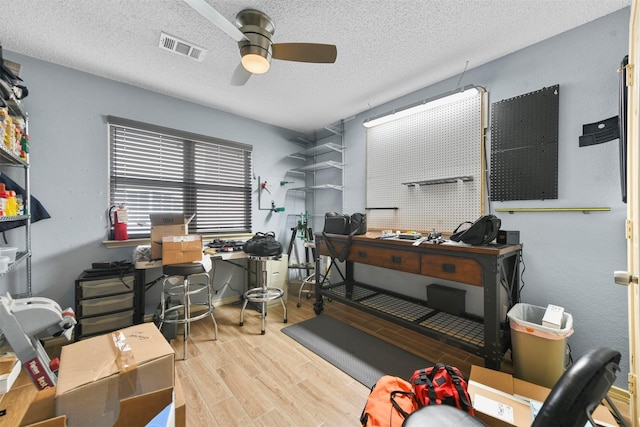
[507,303,574,388]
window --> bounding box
[108,116,252,238]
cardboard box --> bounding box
[175,373,186,427]
[113,387,174,427]
[21,385,178,427]
[162,234,202,265]
[21,387,57,426]
[26,415,67,427]
[150,213,189,260]
[468,365,617,427]
[541,304,565,329]
[55,323,175,427]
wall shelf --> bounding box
[495,207,610,213]
[291,160,344,173]
[0,99,31,297]
[288,184,343,192]
[401,176,474,187]
[288,142,343,160]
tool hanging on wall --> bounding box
[257,177,285,213]
[261,180,271,194]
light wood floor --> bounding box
[172,282,632,426]
[21,281,624,426]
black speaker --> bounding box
[497,230,520,245]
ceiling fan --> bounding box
[184,0,338,85]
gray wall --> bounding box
[1,50,307,315]
[343,8,631,386]
[2,7,631,386]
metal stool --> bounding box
[240,255,287,334]
[158,262,218,359]
[297,273,315,307]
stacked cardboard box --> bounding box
[162,234,202,265]
[150,213,189,260]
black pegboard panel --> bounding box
[490,85,559,201]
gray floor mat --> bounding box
[281,315,431,388]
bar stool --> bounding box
[158,262,218,359]
[297,273,315,307]
[240,255,287,334]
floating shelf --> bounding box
[402,176,474,187]
[288,142,344,160]
[288,184,343,192]
[291,160,344,173]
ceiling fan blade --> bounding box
[272,43,337,63]
[183,0,248,42]
[230,63,252,86]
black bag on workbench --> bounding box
[450,214,501,246]
[243,231,283,257]
[323,212,367,235]
[322,212,367,262]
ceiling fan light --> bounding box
[241,53,270,74]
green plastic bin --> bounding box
[507,303,574,388]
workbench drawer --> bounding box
[77,275,135,298]
[79,293,134,317]
[318,238,347,258]
[421,254,482,286]
[349,244,420,273]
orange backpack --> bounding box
[360,375,419,427]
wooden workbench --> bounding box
[314,232,523,370]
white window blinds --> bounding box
[108,116,252,238]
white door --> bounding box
[627,1,640,425]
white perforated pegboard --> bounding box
[366,92,484,233]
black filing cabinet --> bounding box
[74,272,141,340]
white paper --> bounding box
[474,394,515,424]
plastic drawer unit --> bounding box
[78,275,135,298]
[78,310,135,336]
[74,272,139,340]
[79,293,134,317]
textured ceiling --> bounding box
[0,0,632,133]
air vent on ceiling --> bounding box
[158,32,206,62]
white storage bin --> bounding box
[0,257,9,273]
[79,293,134,316]
[79,275,135,298]
[79,310,134,336]
[0,247,17,263]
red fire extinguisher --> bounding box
[109,204,128,241]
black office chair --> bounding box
[532,347,628,427]
[404,347,628,427]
